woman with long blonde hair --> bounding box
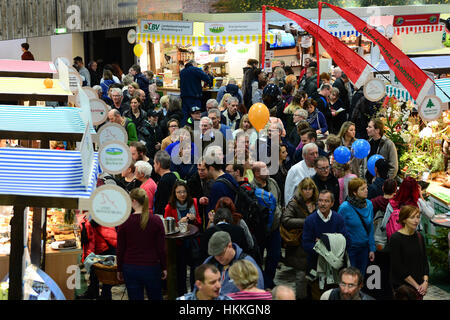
[116,188,167,300]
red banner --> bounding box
[267,6,372,89]
[319,2,434,105]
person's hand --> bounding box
[199,197,209,206]
[369,251,375,262]
[208,210,215,222]
[187,213,195,221]
[331,111,336,117]
[161,270,168,280]
[117,272,124,282]
[316,129,322,135]
[179,216,188,223]
[417,281,428,296]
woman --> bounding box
[116,188,167,300]
[123,97,148,141]
[118,161,141,193]
[124,82,139,103]
[381,177,435,237]
[218,93,232,112]
[337,178,375,276]
[161,118,180,151]
[281,177,319,299]
[284,90,307,135]
[252,77,268,105]
[305,98,328,136]
[161,95,183,137]
[227,260,272,300]
[389,205,429,300]
[337,121,361,175]
[328,87,346,134]
[232,113,258,147]
[332,162,357,205]
[325,134,340,165]
[100,70,115,104]
[271,143,292,207]
[285,74,298,90]
[164,181,201,296]
[282,83,295,105]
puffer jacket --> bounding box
[79,215,117,262]
[280,193,311,270]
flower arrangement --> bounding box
[377,96,448,178]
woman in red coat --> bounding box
[78,214,117,300]
[164,180,201,296]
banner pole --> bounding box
[262,5,266,70]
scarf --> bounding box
[347,196,367,209]
[307,108,319,125]
[176,201,196,221]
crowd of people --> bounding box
[76,56,436,301]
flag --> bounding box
[319,2,434,105]
[267,6,372,89]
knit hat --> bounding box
[208,231,231,256]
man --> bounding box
[129,141,150,163]
[177,264,232,300]
[200,208,250,261]
[153,150,178,216]
[216,78,243,105]
[205,153,239,213]
[332,67,350,108]
[225,163,252,191]
[272,285,296,300]
[302,190,350,300]
[242,58,259,110]
[88,61,100,86]
[285,143,318,204]
[203,231,264,295]
[109,88,129,115]
[221,96,242,131]
[251,161,282,289]
[135,88,152,113]
[74,56,91,87]
[208,108,230,139]
[188,158,214,231]
[364,118,398,180]
[186,106,202,130]
[312,83,332,128]
[257,122,294,162]
[21,43,34,60]
[180,60,213,126]
[135,160,157,214]
[288,108,308,148]
[129,64,150,100]
[368,158,390,200]
[107,109,138,145]
[143,110,163,160]
[312,157,340,212]
[293,129,328,164]
[303,67,318,97]
[320,267,374,300]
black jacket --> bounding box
[312,173,340,212]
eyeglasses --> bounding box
[317,166,330,171]
[339,282,358,289]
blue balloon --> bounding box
[367,154,384,176]
[352,139,371,159]
[334,146,352,164]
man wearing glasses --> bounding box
[320,267,374,300]
[312,157,340,212]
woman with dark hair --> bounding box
[164,181,201,295]
[271,143,292,207]
[305,98,328,136]
[116,188,167,300]
[389,205,429,299]
[118,161,141,193]
[328,87,346,134]
[282,83,295,105]
[123,96,148,141]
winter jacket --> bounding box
[360,136,398,179]
[222,109,242,131]
[304,74,318,97]
[180,65,213,99]
[163,198,202,227]
[134,73,150,98]
[79,215,117,262]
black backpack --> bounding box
[216,178,270,245]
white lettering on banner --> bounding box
[66,265,81,290]
[140,20,193,35]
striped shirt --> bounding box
[227,291,273,300]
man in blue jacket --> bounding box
[180,60,213,126]
[302,190,350,300]
[203,231,264,295]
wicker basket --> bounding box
[92,263,124,286]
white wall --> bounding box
[27,36,52,61]
[0,38,26,59]
[51,33,85,64]
[225,42,259,84]
[392,31,444,54]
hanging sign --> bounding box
[364,78,386,102]
[204,22,261,36]
[141,20,193,35]
[97,122,128,145]
[98,140,132,175]
[393,14,440,27]
[89,185,131,227]
[89,99,109,126]
[418,95,444,121]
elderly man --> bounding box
[202,99,226,123]
[107,109,138,144]
[153,150,178,216]
[288,108,309,147]
[222,96,242,131]
[285,143,318,204]
[194,116,220,155]
[208,108,230,139]
[177,264,232,300]
[109,88,130,115]
[272,285,296,300]
[216,78,243,105]
[293,129,328,164]
[180,60,213,126]
[320,267,374,300]
[251,161,283,289]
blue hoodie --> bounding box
[208,172,239,213]
[203,243,264,295]
[338,199,376,252]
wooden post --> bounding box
[8,206,26,300]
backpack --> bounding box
[254,187,277,232]
[373,209,388,251]
[216,178,270,240]
[385,201,403,240]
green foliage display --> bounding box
[426,228,450,275]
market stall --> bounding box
[0,59,57,78]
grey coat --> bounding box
[280,193,311,270]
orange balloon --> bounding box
[248,103,269,132]
[44,78,53,88]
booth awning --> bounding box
[394,24,444,35]
[435,78,450,103]
[385,78,450,103]
[137,33,276,45]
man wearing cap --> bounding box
[203,231,264,295]
[180,60,213,126]
[186,106,202,131]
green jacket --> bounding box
[124,117,138,144]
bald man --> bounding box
[272,285,296,300]
[107,109,138,144]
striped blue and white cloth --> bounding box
[0,148,99,199]
[386,78,450,104]
[0,105,96,134]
